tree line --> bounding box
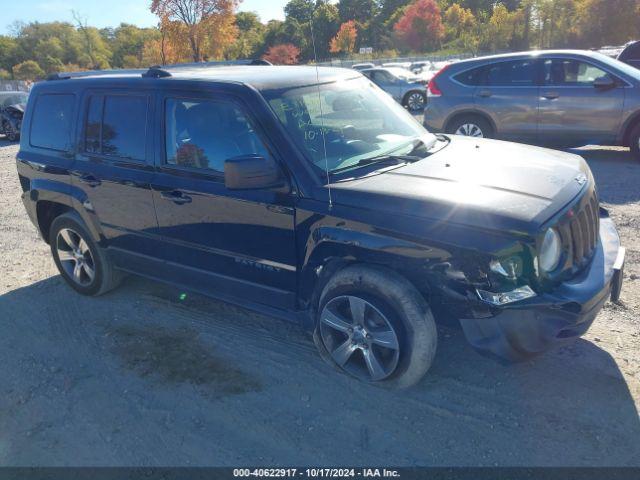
[1,0,639,80]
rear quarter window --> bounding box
[30,94,75,152]
[453,67,484,86]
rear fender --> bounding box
[27,178,104,243]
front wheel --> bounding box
[447,115,493,139]
[314,265,437,388]
[49,213,121,296]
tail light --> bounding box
[427,64,450,97]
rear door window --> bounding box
[83,94,148,161]
[485,60,538,87]
[30,94,75,151]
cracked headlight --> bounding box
[539,228,562,273]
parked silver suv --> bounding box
[423,50,640,159]
[361,67,427,112]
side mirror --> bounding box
[593,75,616,89]
[224,154,283,190]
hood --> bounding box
[6,103,25,114]
[329,136,590,235]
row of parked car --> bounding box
[350,60,458,112]
[351,45,640,160]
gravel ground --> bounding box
[0,139,639,467]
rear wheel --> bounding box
[314,265,437,388]
[630,123,640,161]
[49,213,121,296]
[403,91,426,112]
[447,115,493,139]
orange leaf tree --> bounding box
[263,43,301,65]
[330,20,357,55]
[394,0,444,52]
[150,0,238,62]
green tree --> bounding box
[12,60,45,80]
[0,36,18,72]
[284,0,315,23]
[226,11,266,59]
[575,0,639,47]
[337,0,378,24]
[109,24,159,68]
[477,4,518,52]
[312,2,340,59]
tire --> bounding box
[49,212,121,296]
[446,114,493,139]
[403,91,426,112]
[314,265,437,388]
[630,123,640,161]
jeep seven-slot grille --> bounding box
[561,188,600,272]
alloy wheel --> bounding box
[455,123,484,137]
[56,228,96,287]
[319,295,400,382]
[407,93,425,111]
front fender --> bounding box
[299,224,450,309]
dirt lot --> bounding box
[0,139,639,466]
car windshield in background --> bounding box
[385,67,418,81]
[264,77,435,175]
[0,93,28,107]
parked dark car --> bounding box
[17,65,625,387]
[0,91,28,141]
[618,40,640,70]
[423,50,640,160]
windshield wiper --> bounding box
[330,154,421,174]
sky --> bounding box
[0,0,288,34]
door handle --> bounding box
[477,90,492,98]
[542,92,559,100]
[78,174,101,187]
[160,190,192,205]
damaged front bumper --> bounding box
[460,214,625,361]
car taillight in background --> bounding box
[427,64,450,97]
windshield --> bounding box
[0,93,28,108]
[264,77,435,176]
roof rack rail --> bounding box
[158,58,272,69]
[46,58,271,82]
[46,68,146,81]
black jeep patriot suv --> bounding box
[16,65,625,387]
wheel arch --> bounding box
[621,111,640,147]
[299,230,436,315]
[29,180,104,245]
[444,109,496,136]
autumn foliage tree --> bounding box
[150,0,238,62]
[263,43,300,64]
[329,20,357,54]
[394,0,444,52]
